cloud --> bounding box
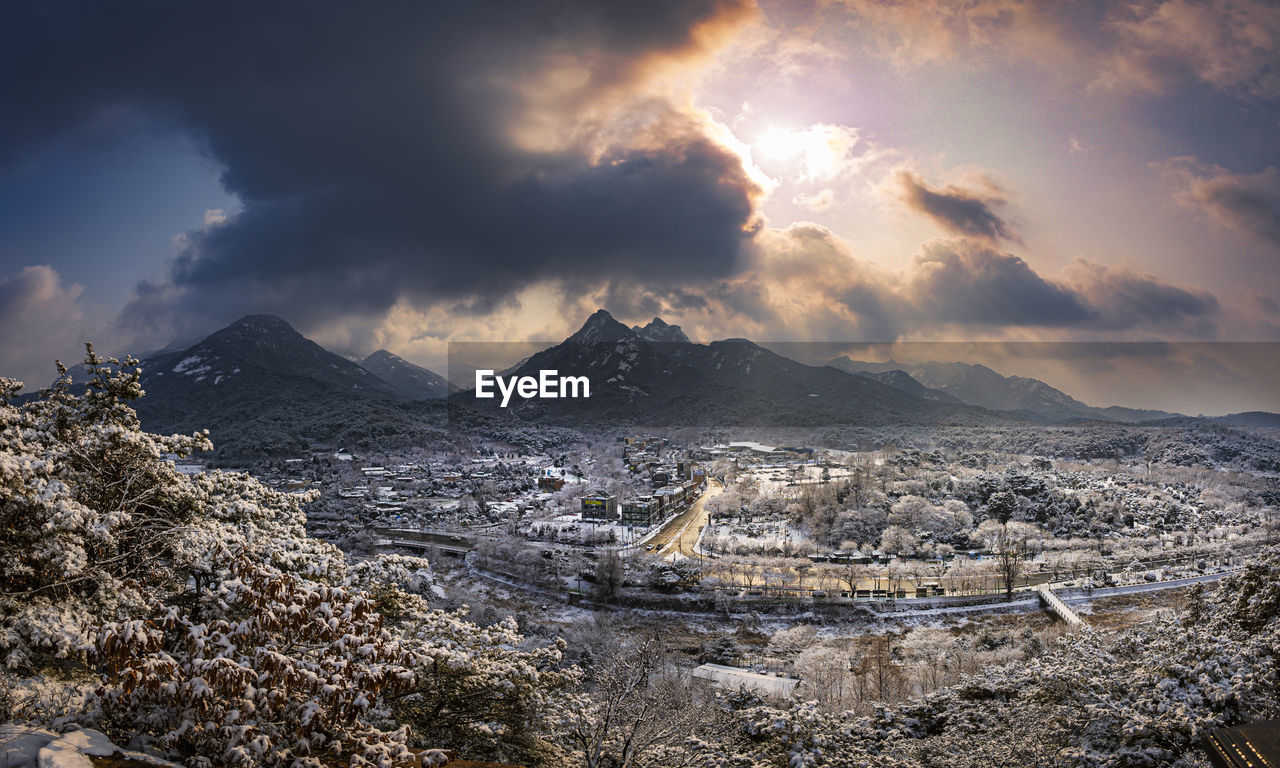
[1102,0,1280,97]
[0,0,1246,365]
[793,189,836,211]
[902,240,1083,326]
[573,226,1220,343]
[1155,156,1280,246]
[895,172,1019,243]
[829,0,1280,97]
[1058,258,1220,332]
[0,0,760,341]
[901,243,1217,334]
[830,0,1075,71]
[0,265,91,387]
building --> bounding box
[727,441,778,456]
[652,485,685,512]
[621,496,658,527]
[810,550,873,565]
[692,663,799,699]
[538,476,565,491]
[580,490,618,521]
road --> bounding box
[462,556,1241,622]
[646,479,722,560]
[1059,569,1240,602]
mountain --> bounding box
[455,310,1004,427]
[132,315,448,458]
[852,368,963,404]
[828,356,1177,423]
[144,315,397,398]
[463,310,718,422]
[116,310,1053,454]
[915,361,1087,416]
[361,349,452,399]
[1212,411,1280,428]
[632,317,690,344]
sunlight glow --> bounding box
[753,124,859,181]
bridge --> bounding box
[374,527,475,559]
[384,539,470,558]
[1036,584,1086,628]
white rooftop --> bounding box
[727,442,778,453]
[693,663,799,698]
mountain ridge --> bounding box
[828,356,1179,423]
[102,310,1273,459]
[456,310,1005,427]
[361,349,452,399]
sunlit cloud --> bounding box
[0,265,96,387]
[1101,0,1280,97]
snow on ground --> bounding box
[0,725,179,768]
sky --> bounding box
[1,0,1279,414]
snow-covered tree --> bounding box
[1,350,576,766]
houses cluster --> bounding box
[620,435,669,472]
[536,465,575,492]
[299,451,573,534]
[358,463,419,481]
[579,440,708,529]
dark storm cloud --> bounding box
[1185,175,1280,246]
[1206,184,1280,245]
[905,241,1083,326]
[1062,259,1220,332]
[719,228,1220,339]
[905,242,1217,332]
[0,0,758,334]
[896,172,1019,243]
[1157,157,1280,248]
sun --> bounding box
[755,126,812,161]
[752,124,858,181]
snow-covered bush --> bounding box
[92,552,422,767]
[390,608,576,764]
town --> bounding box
[200,426,1273,625]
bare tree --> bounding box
[835,560,867,597]
[594,548,624,600]
[563,635,721,768]
[995,545,1024,600]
